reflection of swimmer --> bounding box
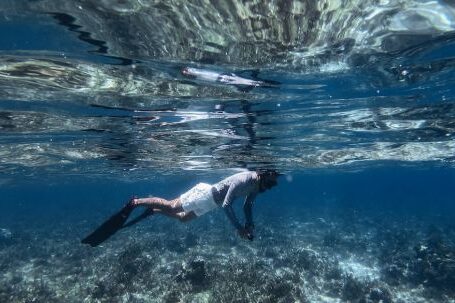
[181,67,280,91]
[81,170,280,246]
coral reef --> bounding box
[1,208,454,302]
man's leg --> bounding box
[131,197,184,213]
[153,209,197,222]
[130,197,199,222]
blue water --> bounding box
[1,1,455,302]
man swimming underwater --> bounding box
[81,170,279,247]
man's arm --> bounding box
[222,185,243,231]
[223,205,243,230]
[243,193,256,230]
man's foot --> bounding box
[132,196,140,206]
[122,197,138,213]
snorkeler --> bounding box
[81,170,280,247]
[181,67,280,91]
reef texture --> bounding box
[1,207,454,303]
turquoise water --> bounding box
[1,1,455,302]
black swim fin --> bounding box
[121,208,154,229]
[81,204,133,247]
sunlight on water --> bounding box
[0,0,455,179]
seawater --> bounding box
[1,1,455,302]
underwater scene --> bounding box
[1,0,455,302]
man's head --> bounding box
[256,169,280,192]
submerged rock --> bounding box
[0,228,13,247]
[411,239,455,295]
[342,275,368,301]
[367,286,393,303]
[176,257,208,289]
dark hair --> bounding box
[256,169,279,192]
[256,169,280,178]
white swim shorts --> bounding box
[180,183,218,216]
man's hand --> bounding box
[238,227,254,241]
[245,223,254,234]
